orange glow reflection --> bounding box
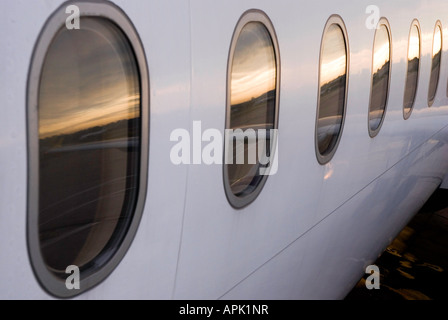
[38,18,139,139]
[408,26,420,61]
[373,25,390,73]
[320,24,346,86]
[230,22,276,106]
[433,26,442,58]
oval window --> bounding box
[403,20,421,119]
[315,15,349,164]
[27,2,149,298]
[223,10,280,209]
[368,19,391,137]
[428,21,442,107]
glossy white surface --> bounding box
[0,0,447,299]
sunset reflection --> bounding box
[369,23,391,134]
[320,25,346,86]
[39,18,139,139]
[432,26,442,58]
[227,21,277,197]
[428,23,442,104]
[317,22,347,159]
[230,22,276,107]
[408,26,420,61]
[372,26,390,74]
[38,17,141,272]
[404,23,420,117]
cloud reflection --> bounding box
[320,25,346,86]
[432,25,442,58]
[38,18,140,139]
[408,26,420,61]
[373,26,390,73]
[230,22,276,106]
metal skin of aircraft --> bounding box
[0,0,447,299]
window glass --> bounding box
[316,20,348,163]
[369,22,391,136]
[38,18,141,274]
[403,22,420,119]
[224,13,279,208]
[428,22,442,106]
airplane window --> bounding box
[428,21,442,106]
[316,16,349,164]
[403,20,421,119]
[369,19,391,137]
[224,10,279,208]
[28,1,149,298]
[38,17,140,276]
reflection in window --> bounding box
[224,15,278,208]
[428,22,442,106]
[316,19,348,163]
[403,21,420,119]
[38,18,140,275]
[369,21,391,136]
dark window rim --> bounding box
[403,19,421,120]
[27,0,149,298]
[368,17,392,138]
[315,14,350,165]
[223,9,281,209]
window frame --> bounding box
[314,15,350,165]
[27,1,149,298]
[368,17,392,138]
[403,19,421,120]
[223,9,280,209]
